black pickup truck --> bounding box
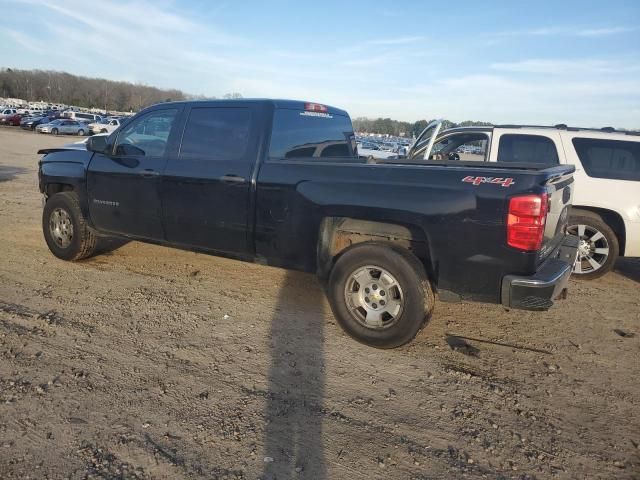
[38,99,578,348]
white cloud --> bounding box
[492,25,637,38]
[576,26,637,37]
[367,36,426,46]
[3,28,44,54]
[490,58,640,75]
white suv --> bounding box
[409,124,640,278]
[88,118,122,135]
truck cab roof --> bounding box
[140,99,349,117]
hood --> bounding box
[38,147,94,167]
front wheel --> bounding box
[77,129,85,136]
[568,214,619,279]
[43,192,97,261]
[327,243,434,348]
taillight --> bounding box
[304,102,328,113]
[507,193,548,251]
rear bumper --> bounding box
[501,235,579,311]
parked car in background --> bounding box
[1,108,18,119]
[37,119,88,136]
[21,115,51,130]
[403,124,640,278]
[44,110,63,120]
[62,111,103,124]
[0,112,23,126]
[89,117,122,134]
[357,142,398,160]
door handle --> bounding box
[141,169,160,178]
[220,174,247,184]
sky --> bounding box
[1,0,639,128]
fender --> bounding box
[39,149,95,224]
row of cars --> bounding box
[0,107,124,136]
[356,137,413,159]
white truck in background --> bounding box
[406,124,639,278]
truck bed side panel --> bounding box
[255,161,550,303]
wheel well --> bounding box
[45,183,75,198]
[317,217,435,285]
[570,206,626,255]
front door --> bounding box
[87,107,180,239]
[161,104,258,253]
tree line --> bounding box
[0,68,241,112]
[352,117,493,137]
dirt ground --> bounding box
[0,127,638,480]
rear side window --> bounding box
[269,109,355,160]
[572,138,640,181]
[497,134,559,165]
[179,107,252,161]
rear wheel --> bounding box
[568,213,619,279]
[51,128,58,135]
[43,192,97,261]
[78,129,85,136]
[327,243,434,348]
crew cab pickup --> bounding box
[38,100,578,348]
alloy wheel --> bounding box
[344,265,404,329]
[568,224,610,275]
[49,208,74,248]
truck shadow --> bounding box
[614,258,640,283]
[0,165,27,182]
[262,271,327,479]
[93,237,131,256]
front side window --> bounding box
[572,137,640,181]
[179,107,252,161]
[269,109,355,160]
[497,134,559,165]
[114,109,177,157]
[428,133,489,161]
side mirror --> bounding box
[86,135,109,154]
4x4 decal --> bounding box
[462,176,515,187]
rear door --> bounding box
[87,107,181,239]
[61,120,77,134]
[160,103,261,253]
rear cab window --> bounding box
[571,137,640,181]
[268,107,357,161]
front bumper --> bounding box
[501,235,579,311]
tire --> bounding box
[51,128,58,135]
[42,192,97,261]
[78,129,85,136]
[568,213,619,280]
[327,242,434,348]
[100,129,108,133]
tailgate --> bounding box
[539,168,574,261]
